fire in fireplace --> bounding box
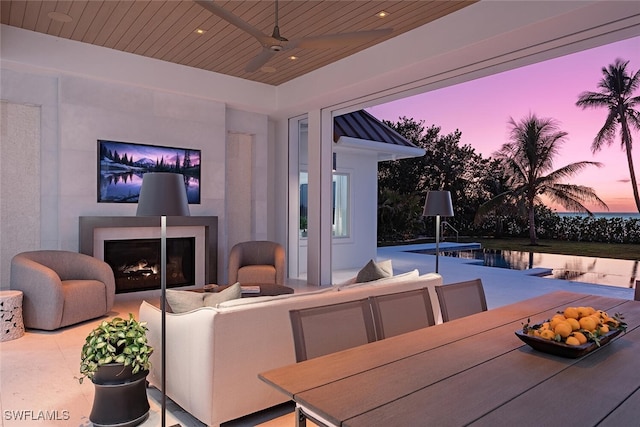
[104,237,195,293]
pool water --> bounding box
[416,248,638,289]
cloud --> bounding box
[617,179,631,183]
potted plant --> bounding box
[79,313,153,427]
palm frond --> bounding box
[544,161,603,182]
[546,183,609,212]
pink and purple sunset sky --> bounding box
[367,36,640,213]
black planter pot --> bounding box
[90,364,150,427]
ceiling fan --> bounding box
[195,0,393,72]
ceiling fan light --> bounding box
[270,45,283,52]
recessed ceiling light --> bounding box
[376,11,389,18]
[195,28,206,35]
[47,11,73,23]
[260,66,277,73]
[288,55,298,61]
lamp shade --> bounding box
[136,172,191,217]
[423,190,454,217]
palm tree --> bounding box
[476,114,608,245]
[576,58,640,212]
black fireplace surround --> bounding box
[79,216,218,290]
[104,237,196,293]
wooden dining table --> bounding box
[259,291,640,426]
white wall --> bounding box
[0,68,271,288]
[0,101,40,287]
[331,149,378,271]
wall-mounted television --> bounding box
[98,139,201,204]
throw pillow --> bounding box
[165,290,205,313]
[166,283,242,313]
[356,259,393,283]
[203,282,242,307]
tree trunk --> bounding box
[528,204,537,245]
[621,120,640,213]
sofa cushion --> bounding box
[216,286,337,309]
[166,283,242,313]
[355,259,393,283]
[339,269,420,291]
[237,265,277,283]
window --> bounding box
[299,171,349,238]
[300,171,308,238]
[332,173,349,238]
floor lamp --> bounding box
[423,191,454,274]
[137,172,190,427]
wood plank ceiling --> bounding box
[1,1,475,86]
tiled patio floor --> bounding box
[1,243,634,427]
[377,242,635,309]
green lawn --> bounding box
[456,237,640,261]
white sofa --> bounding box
[138,270,442,426]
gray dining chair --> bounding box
[369,288,435,339]
[290,299,376,362]
[435,278,487,322]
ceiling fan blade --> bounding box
[289,28,394,50]
[194,0,271,45]
[245,48,277,72]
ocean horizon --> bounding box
[557,212,640,220]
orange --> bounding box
[566,318,580,331]
[572,331,588,345]
[554,321,573,338]
[599,324,610,334]
[563,307,580,319]
[540,322,551,331]
[540,329,556,340]
[565,336,581,346]
[605,317,619,327]
[590,314,603,326]
[579,316,597,332]
[577,307,591,318]
[550,315,567,329]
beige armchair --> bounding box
[10,250,115,330]
[228,241,285,285]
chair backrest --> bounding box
[369,288,435,339]
[635,280,640,302]
[435,278,487,322]
[290,299,376,362]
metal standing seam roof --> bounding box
[334,110,418,148]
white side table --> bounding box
[0,290,25,341]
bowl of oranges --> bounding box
[515,305,627,358]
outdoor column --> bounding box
[306,109,333,286]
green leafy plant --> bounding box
[79,313,153,384]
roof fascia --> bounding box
[336,136,426,161]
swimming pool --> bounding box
[411,248,638,289]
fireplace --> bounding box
[79,216,218,289]
[104,237,196,293]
